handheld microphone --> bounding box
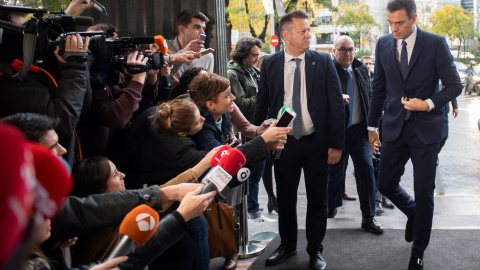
[150,35,171,86]
[150,35,169,55]
[26,143,73,219]
[106,204,160,261]
[201,148,246,194]
[227,161,254,188]
[209,145,232,167]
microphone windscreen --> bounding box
[0,124,35,266]
[26,143,72,219]
[119,204,159,246]
[217,148,246,176]
[150,35,169,55]
[209,145,231,167]
[228,161,255,188]
[73,16,94,26]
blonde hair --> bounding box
[154,99,199,135]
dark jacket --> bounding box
[227,60,259,122]
[333,58,372,128]
[120,211,187,269]
[253,49,345,151]
[190,108,233,151]
[78,81,158,158]
[0,59,89,165]
[368,27,462,144]
[120,106,208,188]
[51,185,163,241]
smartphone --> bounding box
[198,34,207,41]
[276,108,296,127]
[197,48,214,56]
[264,118,275,125]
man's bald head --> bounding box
[333,35,355,69]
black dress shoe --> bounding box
[265,245,296,266]
[408,257,423,270]
[361,217,384,234]
[405,216,414,242]
[327,208,337,218]
[309,251,327,270]
[382,197,395,209]
[267,196,278,213]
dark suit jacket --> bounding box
[367,27,462,144]
[253,49,345,150]
[333,58,371,129]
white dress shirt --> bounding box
[284,50,314,136]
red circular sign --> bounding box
[271,35,279,47]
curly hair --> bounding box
[154,99,199,135]
[230,37,263,63]
[188,73,230,109]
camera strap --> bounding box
[12,32,37,82]
[125,64,148,74]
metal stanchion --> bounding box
[238,180,266,259]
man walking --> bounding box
[253,10,344,270]
[368,1,462,269]
[327,35,383,234]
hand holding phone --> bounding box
[198,34,207,41]
[276,108,296,127]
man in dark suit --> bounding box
[367,1,462,269]
[327,35,383,234]
[253,10,344,270]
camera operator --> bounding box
[0,21,90,167]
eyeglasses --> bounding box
[336,47,355,54]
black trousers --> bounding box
[274,133,328,255]
[378,120,439,259]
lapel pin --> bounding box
[312,62,315,66]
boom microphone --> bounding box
[106,204,160,261]
[201,148,246,194]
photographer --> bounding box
[0,22,90,166]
